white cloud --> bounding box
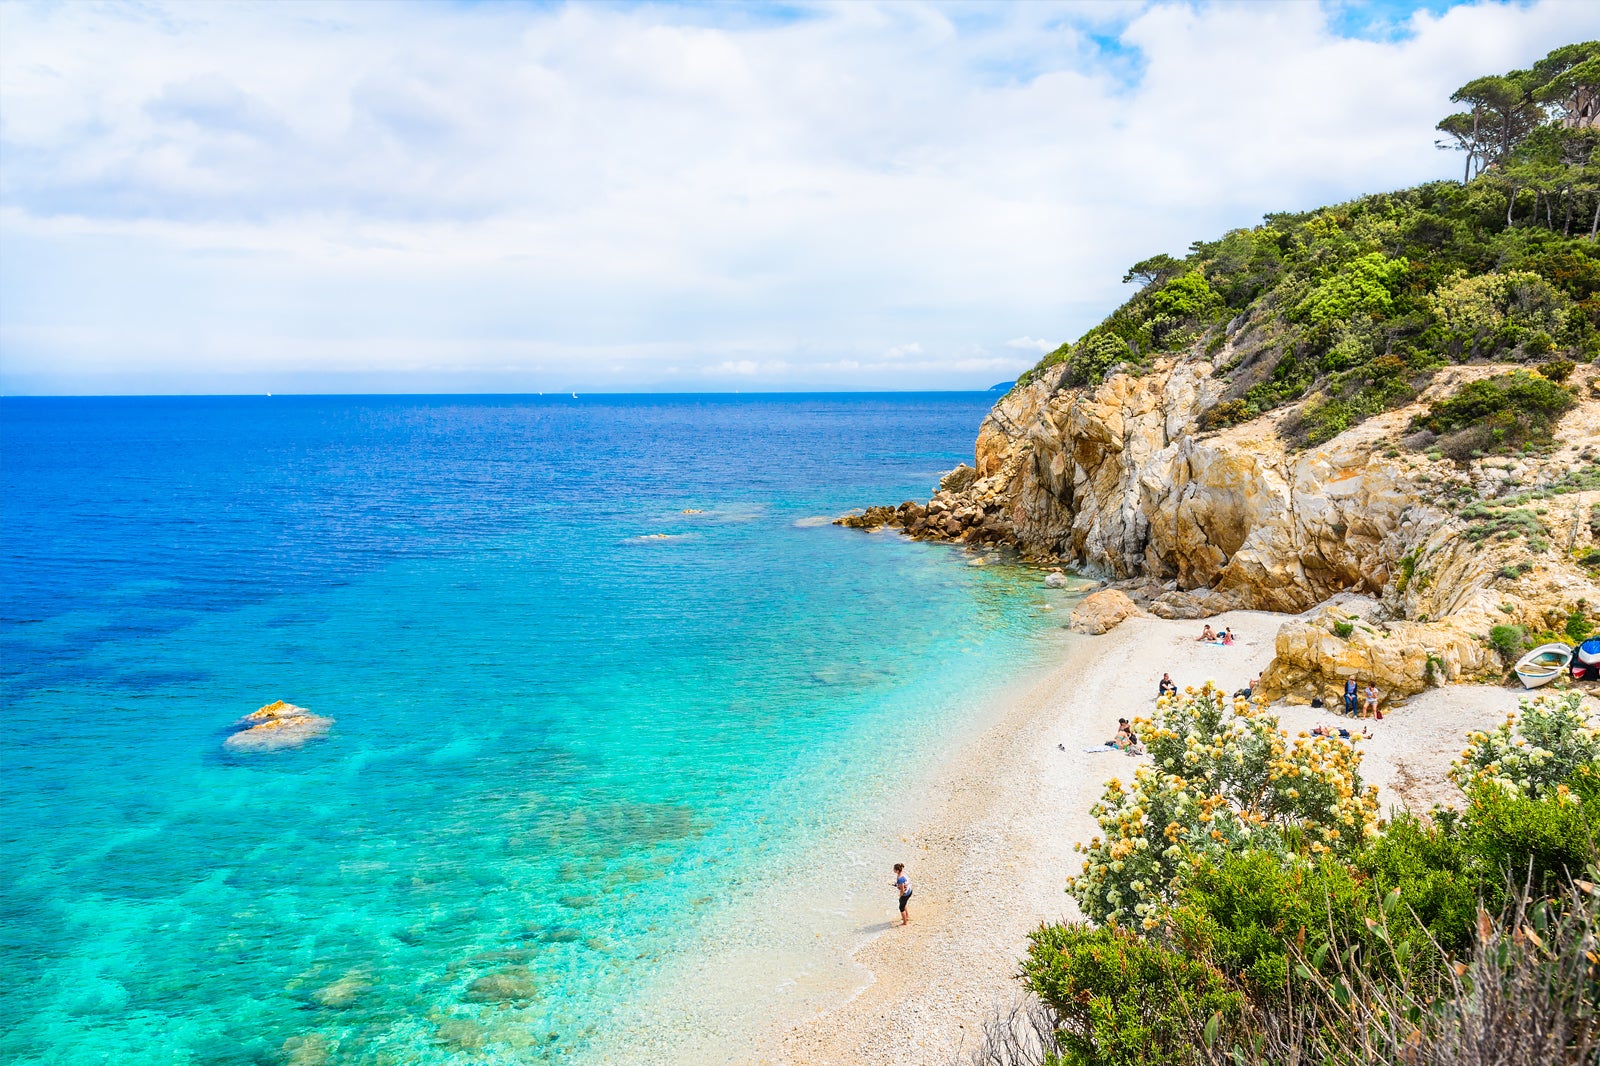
[1,0,1596,392]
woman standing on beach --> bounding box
[892,863,912,926]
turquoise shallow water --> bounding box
[1,395,1064,1064]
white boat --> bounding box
[1515,643,1573,689]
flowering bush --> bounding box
[1451,691,1600,801]
[1068,683,1379,927]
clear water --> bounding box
[0,395,1063,1064]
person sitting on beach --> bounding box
[1220,629,1235,646]
[1233,675,1260,699]
[1313,723,1371,740]
[1342,680,1359,716]
[1110,718,1143,754]
[1158,673,1178,697]
[1197,625,1216,642]
[1363,683,1381,719]
[892,863,913,926]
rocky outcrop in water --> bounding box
[225,700,334,752]
[840,354,1600,701]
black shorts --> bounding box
[898,891,913,912]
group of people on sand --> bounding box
[1340,678,1383,719]
[1313,723,1371,740]
[1196,624,1236,645]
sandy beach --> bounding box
[755,608,1532,1066]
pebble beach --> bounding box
[753,609,1525,1066]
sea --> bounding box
[0,394,1073,1065]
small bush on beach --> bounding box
[1453,692,1600,801]
[1066,684,1378,927]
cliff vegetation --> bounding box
[1020,41,1600,448]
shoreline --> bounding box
[752,609,1528,1066]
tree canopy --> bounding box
[1013,42,1599,452]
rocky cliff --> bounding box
[840,353,1600,705]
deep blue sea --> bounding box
[0,394,1067,1065]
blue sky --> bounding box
[1,0,1595,394]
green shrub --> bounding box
[1415,371,1576,458]
[1396,553,1419,594]
[1460,502,1548,543]
[1453,691,1600,801]
[1293,252,1407,326]
[1167,850,1429,1004]
[1148,271,1223,321]
[1333,620,1355,639]
[1021,923,1242,1066]
[1427,271,1569,361]
[1354,811,1479,956]
[1538,357,1575,381]
[1566,609,1593,642]
[1062,332,1134,387]
[1461,777,1599,901]
[1198,398,1252,431]
[1488,623,1531,664]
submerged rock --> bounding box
[463,966,538,1004]
[224,700,333,752]
[310,973,371,1010]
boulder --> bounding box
[1258,603,1494,705]
[1044,572,1071,588]
[1069,589,1140,635]
[939,464,978,493]
[1149,587,1242,620]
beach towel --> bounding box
[1084,744,1118,753]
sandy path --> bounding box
[755,610,1529,1066]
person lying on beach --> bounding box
[1197,625,1216,642]
[1313,724,1371,740]
[892,863,912,926]
[1158,673,1178,697]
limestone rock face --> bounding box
[225,700,334,752]
[840,355,1600,699]
[1069,589,1140,635]
[1258,599,1495,705]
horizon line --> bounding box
[0,386,1016,400]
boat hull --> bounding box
[1516,643,1574,689]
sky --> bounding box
[1,0,1596,395]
